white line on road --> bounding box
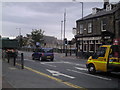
[41,61,85,68]
[47,69,75,79]
[75,67,87,71]
[67,69,112,81]
[41,63,57,67]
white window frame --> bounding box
[101,20,107,31]
[80,24,83,34]
[83,41,88,52]
[89,40,94,52]
[88,23,92,33]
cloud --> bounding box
[2,2,104,40]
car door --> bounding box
[108,45,120,72]
[92,46,108,72]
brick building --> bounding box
[75,1,120,58]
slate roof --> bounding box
[76,2,120,22]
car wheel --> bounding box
[32,56,34,60]
[51,58,54,61]
[88,64,96,74]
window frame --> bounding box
[88,22,92,33]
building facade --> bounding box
[75,1,120,58]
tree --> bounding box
[30,29,44,46]
[16,35,24,48]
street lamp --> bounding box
[73,0,84,56]
[61,21,63,53]
[16,28,22,48]
[16,28,21,36]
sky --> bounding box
[1,0,119,40]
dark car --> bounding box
[32,48,54,61]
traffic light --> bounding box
[68,41,72,45]
[64,38,67,45]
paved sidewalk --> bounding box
[2,60,70,88]
[2,76,13,88]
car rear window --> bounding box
[42,49,53,53]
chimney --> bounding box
[103,0,109,9]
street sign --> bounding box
[36,42,40,46]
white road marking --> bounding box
[75,67,87,71]
[40,62,64,64]
[41,63,57,67]
[46,69,75,79]
[67,69,112,81]
[41,61,85,67]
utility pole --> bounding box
[63,9,66,53]
[61,20,63,53]
[63,9,66,40]
[16,28,22,48]
[16,28,21,36]
[63,9,67,56]
[73,0,84,57]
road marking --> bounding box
[61,61,86,68]
[41,63,57,67]
[75,67,87,71]
[41,61,85,67]
[67,69,112,81]
[9,67,17,70]
[40,62,64,64]
[46,69,75,79]
[16,63,85,89]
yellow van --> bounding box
[86,45,120,74]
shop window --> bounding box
[89,44,94,52]
[84,44,87,52]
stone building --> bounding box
[75,1,120,58]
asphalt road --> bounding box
[2,51,120,89]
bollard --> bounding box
[7,54,10,63]
[13,54,16,66]
[65,45,67,56]
[21,53,24,69]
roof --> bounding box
[76,2,120,22]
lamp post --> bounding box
[16,28,22,48]
[73,0,84,57]
[61,21,63,53]
[16,28,21,36]
[63,9,66,53]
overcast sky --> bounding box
[1,1,119,40]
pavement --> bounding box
[2,52,87,89]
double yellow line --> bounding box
[16,63,86,89]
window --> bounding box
[96,47,106,57]
[101,19,107,31]
[83,41,88,52]
[88,23,92,33]
[80,24,83,34]
[92,47,107,59]
[89,40,94,52]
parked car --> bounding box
[32,48,54,61]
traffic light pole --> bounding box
[65,45,67,56]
